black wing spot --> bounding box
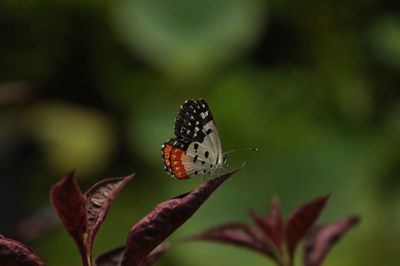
[206,129,212,135]
[205,151,209,158]
[195,171,198,175]
[173,99,214,142]
[193,155,198,163]
[194,143,199,150]
[201,161,205,165]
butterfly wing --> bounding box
[161,138,192,179]
[162,99,224,179]
[175,99,223,162]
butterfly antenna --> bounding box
[223,147,258,157]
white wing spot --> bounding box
[200,112,207,119]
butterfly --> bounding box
[161,99,225,179]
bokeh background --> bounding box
[1,0,400,265]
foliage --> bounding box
[0,167,241,265]
[188,196,359,266]
[1,0,400,265]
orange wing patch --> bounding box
[170,148,189,179]
[162,143,173,173]
[162,144,189,179]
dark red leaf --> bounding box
[49,171,88,265]
[188,223,277,262]
[95,246,125,266]
[121,166,243,266]
[285,195,329,259]
[138,243,168,266]
[265,197,285,238]
[0,237,45,266]
[85,174,134,253]
[303,216,360,266]
[50,172,133,266]
[95,243,167,266]
[15,207,59,242]
[250,197,285,249]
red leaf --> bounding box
[95,243,167,266]
[188,223,277,262]
[15,207,59,242]
[85,174,134,253]
[138,243,168,266]
[0,237,45,266]
[251,197,285,248]
[303,216,360,266]
[49,171,88,265]
[95,246,125,266]
[285,195,329,259]
[265,197,285,237]
[121,166,243,266]
[50,172,133,266]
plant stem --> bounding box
[278,246,292,266]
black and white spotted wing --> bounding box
[161,99,224,179]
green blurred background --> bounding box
[1,0,400,265]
